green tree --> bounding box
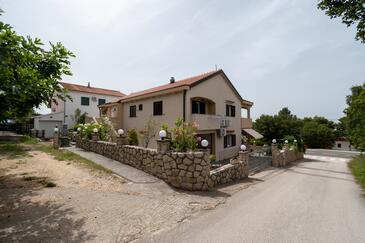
[0,10,74,121]
[301,120,336,148]
[344,83,365,150]
[128,129,139,146]
[254,107,302,142]
[318,0,365,43]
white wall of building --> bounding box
[51,91,121,128]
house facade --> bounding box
[33,82,124,138]
[99,70,261,161]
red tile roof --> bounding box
[120,70,220,101]
[60,82,125,97]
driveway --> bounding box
[143,150,365,243]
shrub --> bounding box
[128,129,139,146]
[74,120,113,141]
[171,118,199,152]
[209,154,216,163]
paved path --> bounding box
[306,148,361,159]
[143,150,365,243]
[64,146,159,184]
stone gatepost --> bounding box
[117,135,129,146]
[156,139,170,154]
[238,151,249,165]
[53,129,59,149]
[92,133,99,141]
[271,144,280,167]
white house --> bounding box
[33,82,125,138]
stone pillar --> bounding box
[271,144,279,167]
[157,139,170,153]
[92,133,99,141]
[201,148,210,156]
[117,135,129,146]
[238,151,249,165]
[283,144,290,152]
[53,130,59,149]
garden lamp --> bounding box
[118,129,124,136]
[240,144,247,151]
[201,139,209,148]
[159,130,167,139]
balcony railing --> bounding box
[190,114,224,130]
[241,118,253,129]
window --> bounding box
[337,143,341,148]
[224,134,236,148]
[139,104,143,111]
[81,97,90,106]
[98,98,106,106]
[192,100,206,114]
[226,104,236,117]
[129,105,136,117]
[153,101,163,116]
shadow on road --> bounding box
[0,174,95,242]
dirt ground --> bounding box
[0,146,253,242]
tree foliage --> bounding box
[0,11,74,121]
[344,83,365,150]
[301,120,336,149]
[253,107,303,143]
[254,108,338,149]
[318,0,365,43]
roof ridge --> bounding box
[120,70,220,100]
[59,81,123,93]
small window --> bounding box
[224,134,236,148]
[130,105,136,117]
[153,101,163,116]
[226,104,235,117]
[81,97,90,106]
[192,100,206,114]
[139,104,143,111]
[337,143,341,148]
[98,98,106,106]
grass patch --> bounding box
[0,144,28,159]
[21,135,39,145]
[348,155,365,188]
[23,176,57,188]
[37,145,112,173]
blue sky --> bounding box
[2,0,365,120]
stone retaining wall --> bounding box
[272,145,304,167]
[76,138,249,190]
[209,156,249,187]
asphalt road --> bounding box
[144,150,365,243]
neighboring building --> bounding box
[333,137,358,151]
[33,82,125,138]
[99,70,262,161]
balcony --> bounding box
[191,114,224,130]
[241,118,253,129]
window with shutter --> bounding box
[129,105,136,117]
[153,101,163,116]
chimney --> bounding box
[87,82,90,88]
[170,77,175,84]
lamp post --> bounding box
[53,127,59,149]
[200,139,210,155]
[157,130,169,153]
[116,128,128,146]
[92,128,99,141]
